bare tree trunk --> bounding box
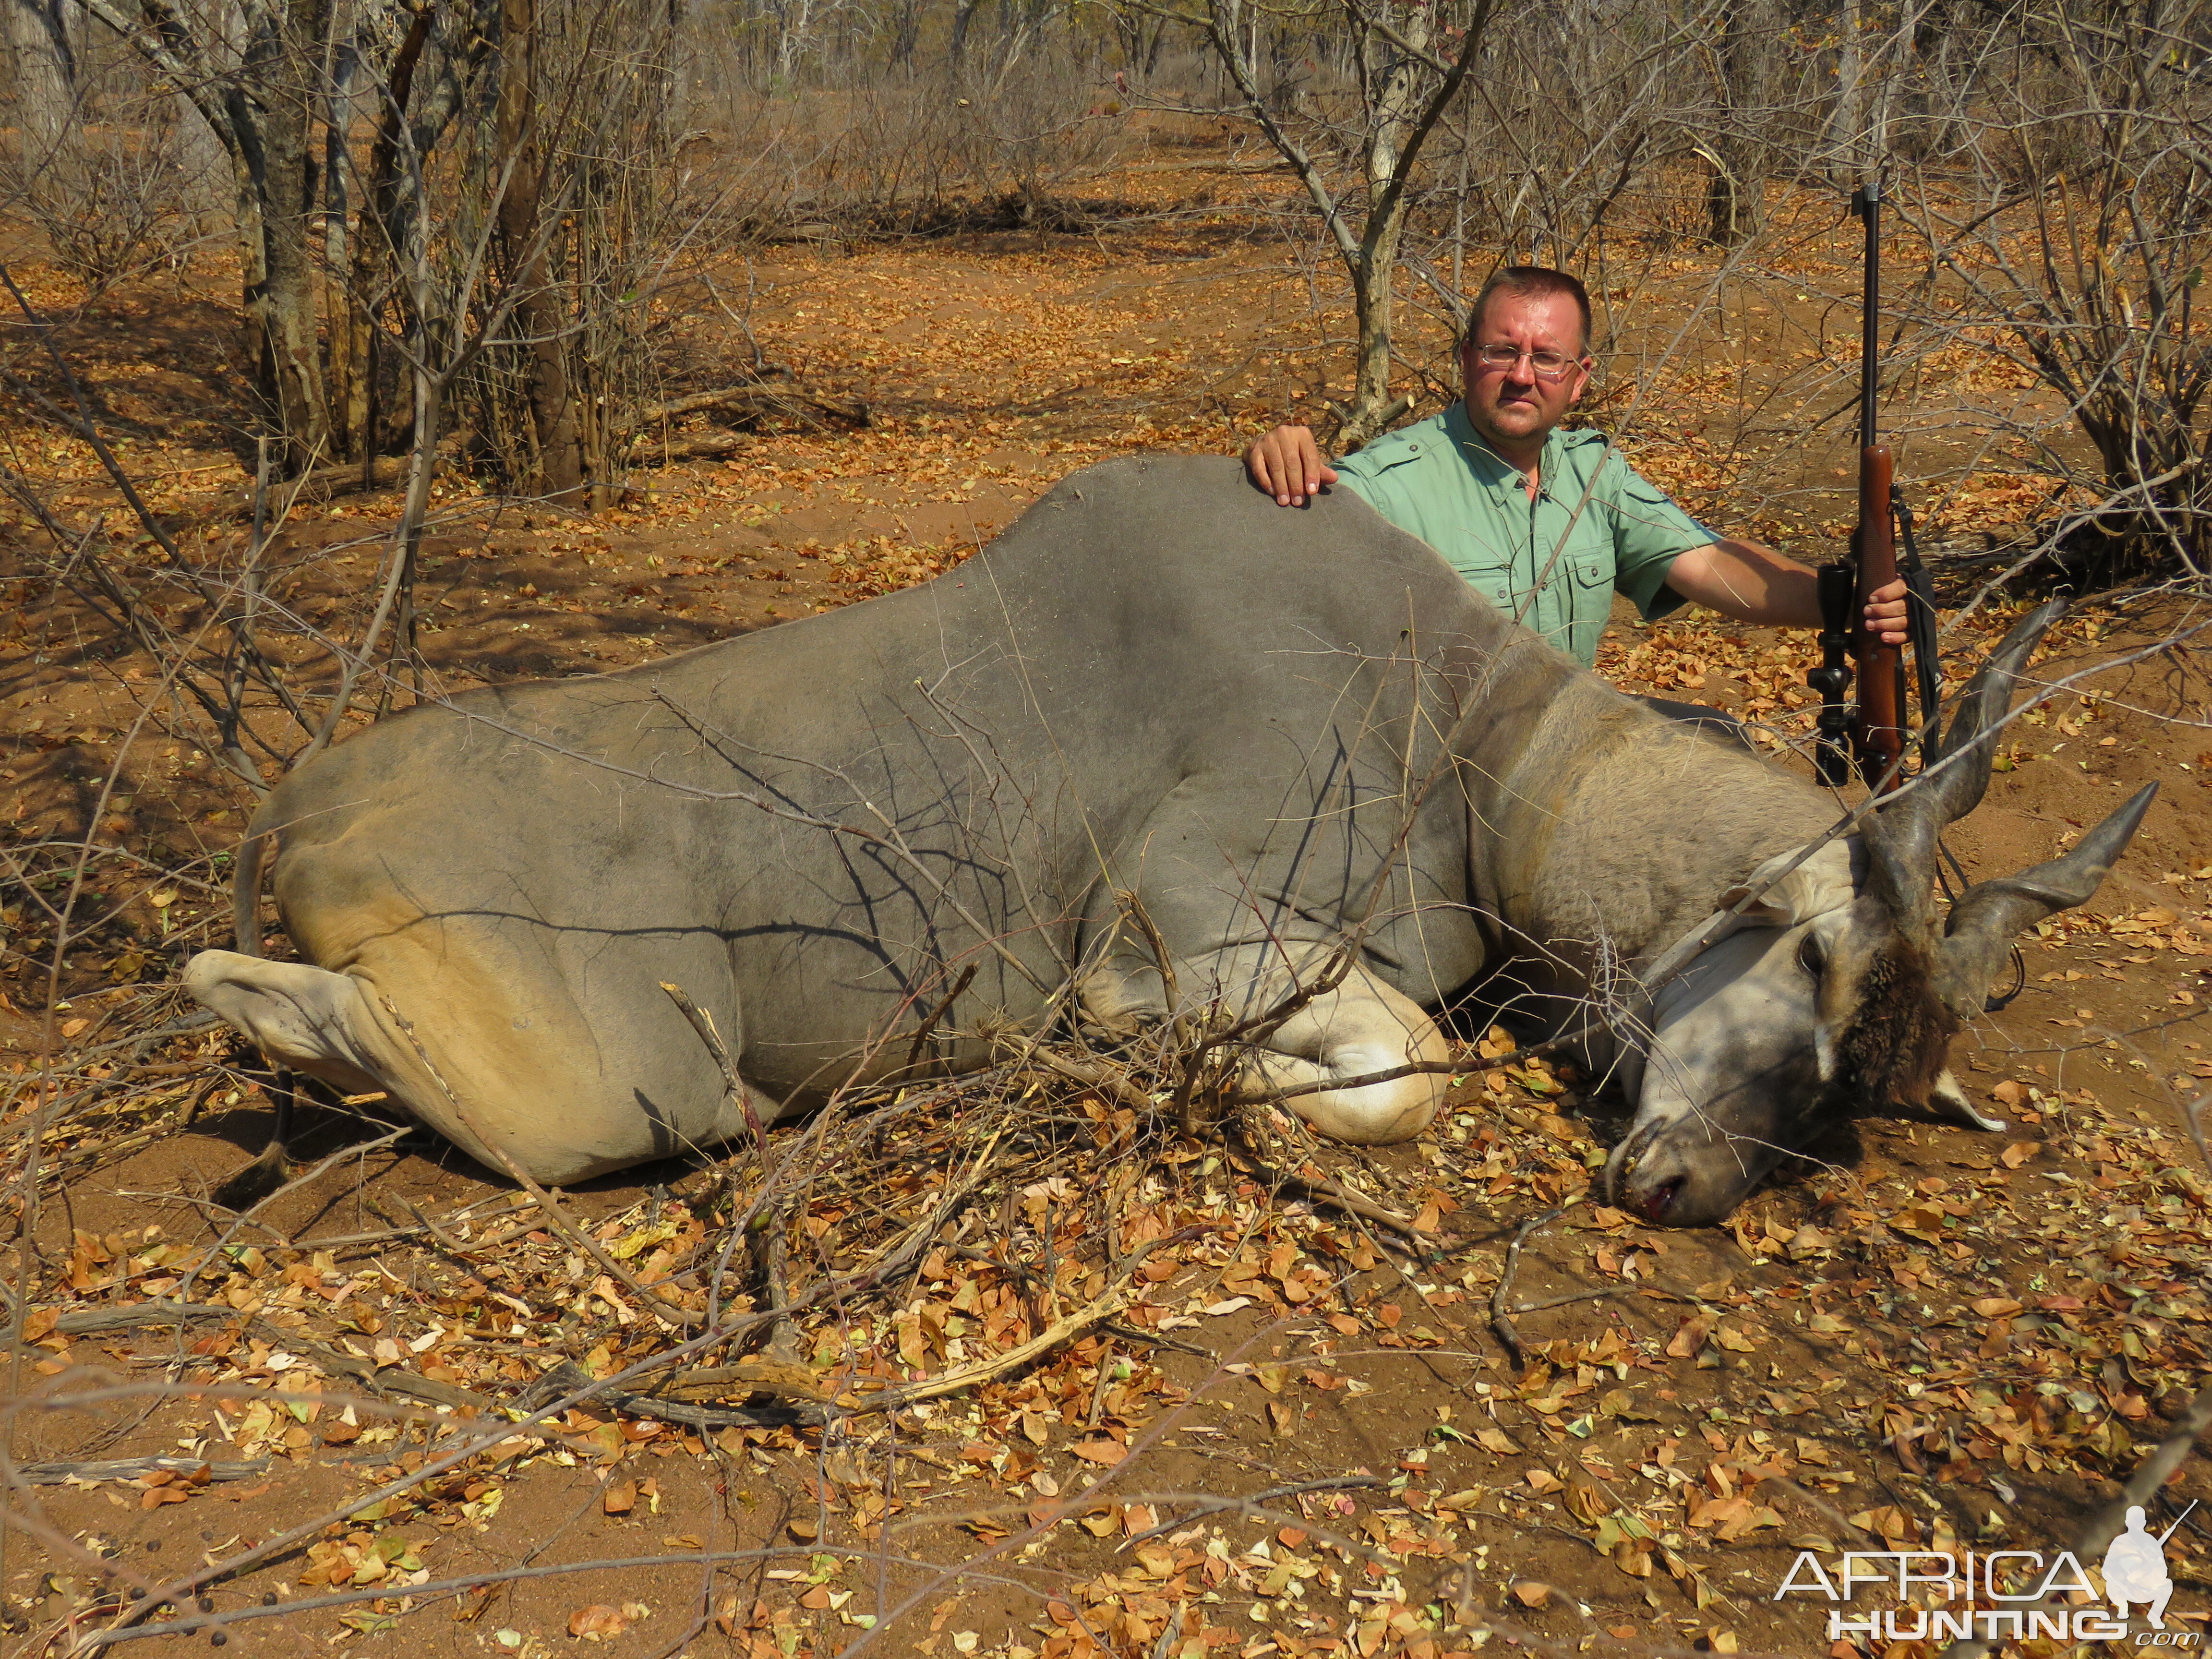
[252,0,335,469]
[5,0,75,162]
[1198,0,1490,450]
[950,0,983,69]
[1828,0,1865,176]
[494,0,585,499]
[1704,0,1774,245]
[122,0,338,470]
[329,6,433,467]
[1333,5,1425,447]
[889,0,918,70]
[323,30,365,458]
[172,89,226,233]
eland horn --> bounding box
[1857,598,2069,930]
[1935,784,2158,1018]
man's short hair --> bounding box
[1462,266,1593,355]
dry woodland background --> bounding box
[0,0,2211,1657]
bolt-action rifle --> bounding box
[1810,179,1942,789]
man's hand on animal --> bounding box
[1244,423,1337,506]
[1238,264,1912,660]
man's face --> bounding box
[1458,292,1591,455]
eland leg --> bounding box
[1233,966,1451,1145]
[209,1068,297,1210]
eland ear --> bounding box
[1717,840,1860,929]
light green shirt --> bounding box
[1332,403,1713,666]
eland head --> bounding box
[1605,600,2155,1226]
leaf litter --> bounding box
[1,162,2209,1659]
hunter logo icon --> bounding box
[2104,1503,2195,1629]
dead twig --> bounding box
[1490,1206,1567,1370]
[590,1226,1207,1427]
[50,1301,486,1412]
[1506,1281,1696,1315]
[16,1456,268,1485]
[546,1282,1135,1430]
[902,962,978,1077]
[1117,1474,1388,1548]
[1022,1042,1162,1118]
[631,379,869,430]
[1231,1118,1424,1236]
[378,997,703,1328]
[1100,1320,1214,1360]
[658,980,806,1359]
[658,981,771,1169]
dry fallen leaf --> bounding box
[568,1604,632,1641]
[1563,1481,1610,1525]
[1070,1439,1126,1467]
[602,1478,636,1515]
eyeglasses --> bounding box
[1467,342,1585,381]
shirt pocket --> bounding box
[1551,520,1615,661]
[1447,535,1518,615]
[1551,511,1612,594]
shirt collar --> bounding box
[1446,402,1566,499]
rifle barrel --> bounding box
[1849,177,1903,788]
[1860,180,1881,451]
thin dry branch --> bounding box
[375,995,704,1327]
[16,1456,269,1485]
[631,379,868,431]
[1490,1205,1568,1370]
[51,1300,486,1411]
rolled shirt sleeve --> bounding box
[1602,463,1716,625]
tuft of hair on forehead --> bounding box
[1462,266,1594,355]
[1827,936,1959,1110]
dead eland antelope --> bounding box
[183,457,2151,1224]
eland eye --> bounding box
[1797,933,1825,978]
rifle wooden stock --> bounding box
[1852,443,1905,786]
